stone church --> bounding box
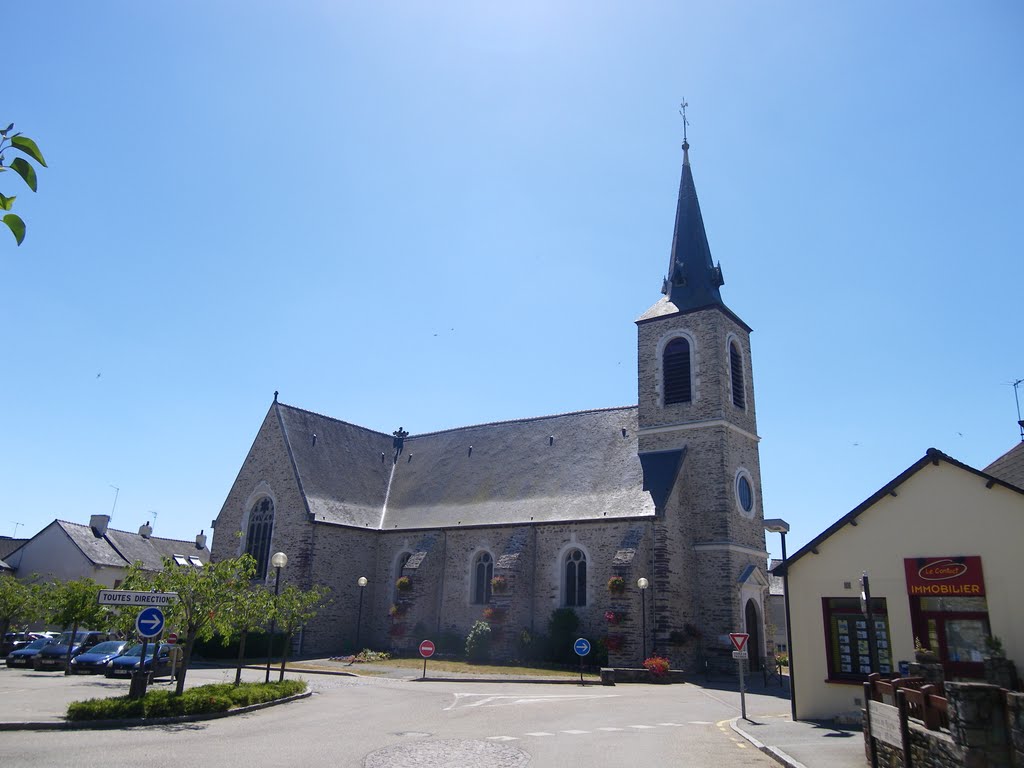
[211,138,770,669]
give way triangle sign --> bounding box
[729,632,750,653]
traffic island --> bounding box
[599,667,685,685]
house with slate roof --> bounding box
[4,514,210,587]
[212,138,771,668]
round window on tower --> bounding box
[735,470,755,519]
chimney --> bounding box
[89,514,110,538]
[195,530,207,550]
[138,522,152,539]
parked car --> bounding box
[5,636,55,668]
[105,643,175,679]
[33,630,108,671]
[2,632,38,657]
[68,640,130,674]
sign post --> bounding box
[419,639,435,680]
[129,607,165,700]
[574,637,591,686]
[730,632,750,720]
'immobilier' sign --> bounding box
[98,590,178,607]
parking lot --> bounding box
[0,662,260,724]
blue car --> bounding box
[5,636,54,668]
[33,630,108,671]
[105,643,175,679]
[68,640,129,674]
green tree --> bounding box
[45,577,108,674]
[148,555,255,695]
[214,555,274,685]
[272,583,329,682]
[0,575,45,641]
[0,123,47,245]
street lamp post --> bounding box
[355,576,368,651]
[764,519,796,720]
[264,552,288,684]
[637,577,649,661]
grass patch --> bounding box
[66,680,306,722]
[348,657,600,679]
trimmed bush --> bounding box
[66,680,307,721]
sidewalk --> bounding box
[731,715,864,768]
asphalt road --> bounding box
[0,665,789,767]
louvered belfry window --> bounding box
[663,337,692,405]
[730,341,745,409]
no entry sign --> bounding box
[419,640,436,658]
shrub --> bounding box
[65,681,307,721]
[465,620,492,663]
[437,630,463,658]
[607,576,626,594]
[643,655,670,677]
[354,648,391,663]
[546,608,580,665]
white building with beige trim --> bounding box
[777,442,1024,721]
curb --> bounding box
[0,691,312,732]
[730,718,807,768]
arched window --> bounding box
[730,340,745,409]
[473,551,493,604]
[245,497,274,579]
[564,548,587,607]
[663,337,692,405]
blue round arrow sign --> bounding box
[136,606,165,638]
[574,637,591,657]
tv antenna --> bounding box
[109,485,120,518]
[11,521,23,538]
[1013,379,1024,441]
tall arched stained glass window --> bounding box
[473,551,493,604]
[245,497,274,579]
[564,549,587,607]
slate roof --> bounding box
[984,441,1024,490]
[767,558,784,596]
[276,402,660,531]
[53,521,210,570]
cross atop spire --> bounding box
[661,104,725,311]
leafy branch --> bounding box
[0,123,47,245]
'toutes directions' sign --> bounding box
[98,590,178,607]
[136,607,165,638]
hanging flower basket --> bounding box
[604,610,625,626]
[482,606,506,622]
[604,635,624,652]
[387,623,407,637]
[490,575,509,594]
[395,576,412,593]
[388,602,408,618]
[607,576,626,595]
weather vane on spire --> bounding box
[679,99,689,143]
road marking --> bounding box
[658,722,686,727]
[444,692,618,711]
[597,727,625,731]
[561,730,590,735]
[628,725,656,729]
[689,721,714,725]
[486,736,519,741]
[524,732,555,737]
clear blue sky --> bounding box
[3,1,1021,562]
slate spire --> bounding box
[662,139,725,311]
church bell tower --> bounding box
[636,130,769,661]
